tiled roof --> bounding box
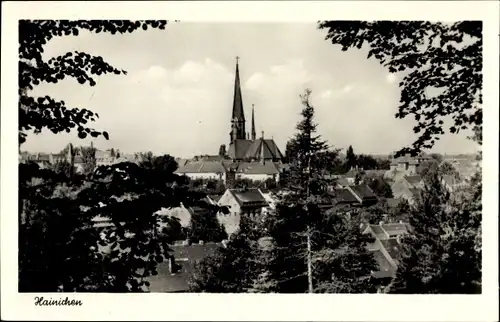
[408,187,421,197]
[381,223,408,237]
[332,188,359,204]
[344,169,358,178]
[336,177,351,187]
[147,243,220,292]
[371,250,396,279]
[386,198,400,209]
[228,138,283,161]
[369,225,388,239]
[349,184,377,200]
[176,161,226,174]
[229,188,268,207]
[237,161,279,175]
[228,139,253,160]
[364,170,387,177]
[380,238,402,261]
[207,194,222,203]
[404,175,423,186]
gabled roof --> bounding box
[371,249,397,279]
[147,243,220,292]
[386,198,401,209]
[408,187,421,197]
[404,175,423,186]
[207,194,222,203]
[366,223,408,240]
[332,188,359,204]
[244,138,284,160]
[229,188,268,207]
[381,223,408,237]
[380,238,402,261]
[237,161,279,175]
[175,161,226,174]
[344,169,358,178]
[345,184,377,205]
[228,139,253,160]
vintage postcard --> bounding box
[1,1,499,321]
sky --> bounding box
[24,22,479,158]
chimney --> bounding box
[168,257,175,274]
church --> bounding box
[224,57,284,162]
[175,58,286,184]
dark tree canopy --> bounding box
[318,21,482,156]
[19,20,168,145]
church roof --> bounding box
[228,138,283,161]
[228,139,253,160]
[244,138,284,160]
[232,61,245,122]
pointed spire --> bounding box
[232,56,245,122]
[251,104,256,141]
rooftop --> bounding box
[229,188,268,207]
[147,243,220,293]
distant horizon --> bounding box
[19,142,478,160]
[21,22,479,157]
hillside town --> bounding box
[19,59,481,293]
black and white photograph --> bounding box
[1,1,498,321]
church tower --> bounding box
[229,57,246,142]
[251,104,256,141]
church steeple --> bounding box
[251,104,256,141]
[230,56,246,141]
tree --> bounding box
[345,145,357,169]
[367,175,393,198]
[51,158,73,178]
[387,166,481,293]
[18,20,225,292]
[188,228,258,292]
[265,89,378,293]
[356,154,378,170]
[19,20,168,145]
[218,144,226,157]
[80,145,97,175]
[188,209,228,243]
[318,21,482,156]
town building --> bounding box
[175,58,286,186]
[147,242,221,292]
[363,222,409,278]
[216,188,269,236]
[391,174,424,204]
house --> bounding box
[344,168,360,185]
[391,175,424,204]
[346,185,378,206]
[325,184,378,209]
[389,154,432,176]
[363,222,409,278]
[234,161,280,182]
[147,242,221,292]
[175,160,227,181]
[217,188,269,236]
